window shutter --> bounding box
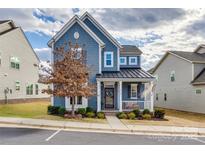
[128,84,131,98]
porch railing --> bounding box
[122,100,151,111]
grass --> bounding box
[122,107,205,128]
[0,101,106,123]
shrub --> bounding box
[133,109,140,117]
[58,107,66,116]
[47,105,60,115]
[143,109,150,115]
[86,112,95,118]
[154,109,165,119]
[142,114,152,120]
[127,112,136,120]
[86,107,94,113]
[118,112,128,119]
[97,112,105,119]
[77,108,86,115]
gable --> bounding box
[81,13,122,49]
[48,16,104,48]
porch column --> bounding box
[118,81,122,112]
[150,81,154,112]
[97,80,101,112]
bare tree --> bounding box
[41,42,95,117]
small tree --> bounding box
[41,42,95,117]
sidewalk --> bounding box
[0,117,205,136]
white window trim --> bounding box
[130,84,138,99]
[129,57,138,65]
[104,51,113,67]
[120,57,127,65]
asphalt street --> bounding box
[0,127,205,145]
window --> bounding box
[156,93,159,101]
[131,84,138,99]
[170,71,175,82]
[129,57,138,65]
[70,96,83,105]
[120,57,127,65]
[26,84,33,95]
[164,93,167,101]
[15,81,20,91]
[35,84,39,95]
[77,96,82,105]
[104,52,113,67]
[196,89,202,94]
[10,56,20,69]
[71,47,82,59]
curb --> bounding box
[1,120,205,136]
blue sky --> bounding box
[1,8,205,69]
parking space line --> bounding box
[191,137,205,144]
[45,129,62,141]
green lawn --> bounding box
[0,101,106,123]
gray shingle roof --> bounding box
[170,51,205,63]
[96,68,154,79]
[192,68,205,85]
[120,45,142,55]
[0,20,9,24]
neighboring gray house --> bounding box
[150,45,205,114]
[48,12,155,112]
[0,20,48,103]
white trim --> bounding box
[99,45,102,73]
[130,84,138,99]
[80,12,122,49]
[50,43,54,106]
[129,57,138,65]
[192,63,195,80]
[97,81,101,112]
[118,81,122,112]
[104,51,113,68]
[48,15,105,47]
[120,56,127,65]
[117,47,120,71]
[65,97,70,109]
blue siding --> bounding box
[83,17,119,71]
[120,56,141,68]
[122,82,144,109]
[53,22,100,110]
[54,96,65,108]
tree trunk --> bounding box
[71,96,75,117]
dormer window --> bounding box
[129,57,138,65]
[104,51,113,67]
[120,57,127,65]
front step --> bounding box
[102,110,119,116]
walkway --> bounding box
[106,116,127,130]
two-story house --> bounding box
[0,20,48,103]
[150,45,205,114]
[48,12,154,112]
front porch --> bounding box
[96,68,155,112]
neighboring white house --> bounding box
[0,20,48,103]
[150,44,205,114]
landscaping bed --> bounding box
[116,109,166,121]
[47,105,106,122]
